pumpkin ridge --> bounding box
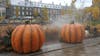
[80,26,82,41]
[21,25,26,53]
[69,25,71,43]
[63,24,67,42]
[77,25,82,42]
[38,26,45,48]
[30,24,32,52]
[80,26,83,42]
[23,25,33,53]
[31,25,39,52]
[71,24,76,43]
[11,26,20,51]
[81,26,85,40]
[61,24,85,43]
[35,25,41,50]
[11,24,45,53]
[64,24,70,43]
[12,25,25,53]
[75,24,78,43]
[61,25,64,40]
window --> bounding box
[26,12,28,15]
[19,11,20,15]
[30,8,31,10]
[39,4,41,7]
[14,7,16,9]
[0,8,6,17]
[22,12,24,15]
[14,11,16,15]
[26,7,28,10]
[22,7,24,10]
[30,12,32,15]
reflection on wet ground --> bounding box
[36,37,100,56]
[0,36,100,56]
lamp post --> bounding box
[29,0,32,23]
[6,0,11,24]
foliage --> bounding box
[85,6,100,20]
[41,6,49,21]
[61,9,65,15]
[0,17,5,21]
[6,0,10,8]
[16,6,19,18]
[0,25,15,51]
[85,7,92,13]
[92,0,100,5]
[33,8,39,18]
[85,0,100,20]
[4,25,15,47]
[91,6,100,20]
[66,9,73,14]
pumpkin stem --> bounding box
[70,20,74,24]
[25,21,30,24]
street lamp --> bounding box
[29,0,32,23]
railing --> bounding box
[0,18,50,25]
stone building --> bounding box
[6,0,65,20]
[0,0,6,20]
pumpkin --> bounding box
[61,24,85,43]
[11,24,45,53]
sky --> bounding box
[11,0,92,8]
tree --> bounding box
[66,9,73,15]
[33,8,38,18]
[16,6,19,18]
[6,0,11,8]
[41,6,49,21]
[85,7,92,13]
[91,6,100,20]
[85,6,100,20]
[61,9,65,15]
[92,0,100,5]
[0,17,4,22]
[71,0,76,7]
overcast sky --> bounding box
[11,0,92,8]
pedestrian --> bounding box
[93,26,97,37]
[85,25,90,31]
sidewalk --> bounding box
[0,37,100,56]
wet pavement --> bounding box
[0,37,100,56]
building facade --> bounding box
[7,0,64,19]
[0,0,6,20]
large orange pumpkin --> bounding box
[11,24,45,53]
[61,24,85,43]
